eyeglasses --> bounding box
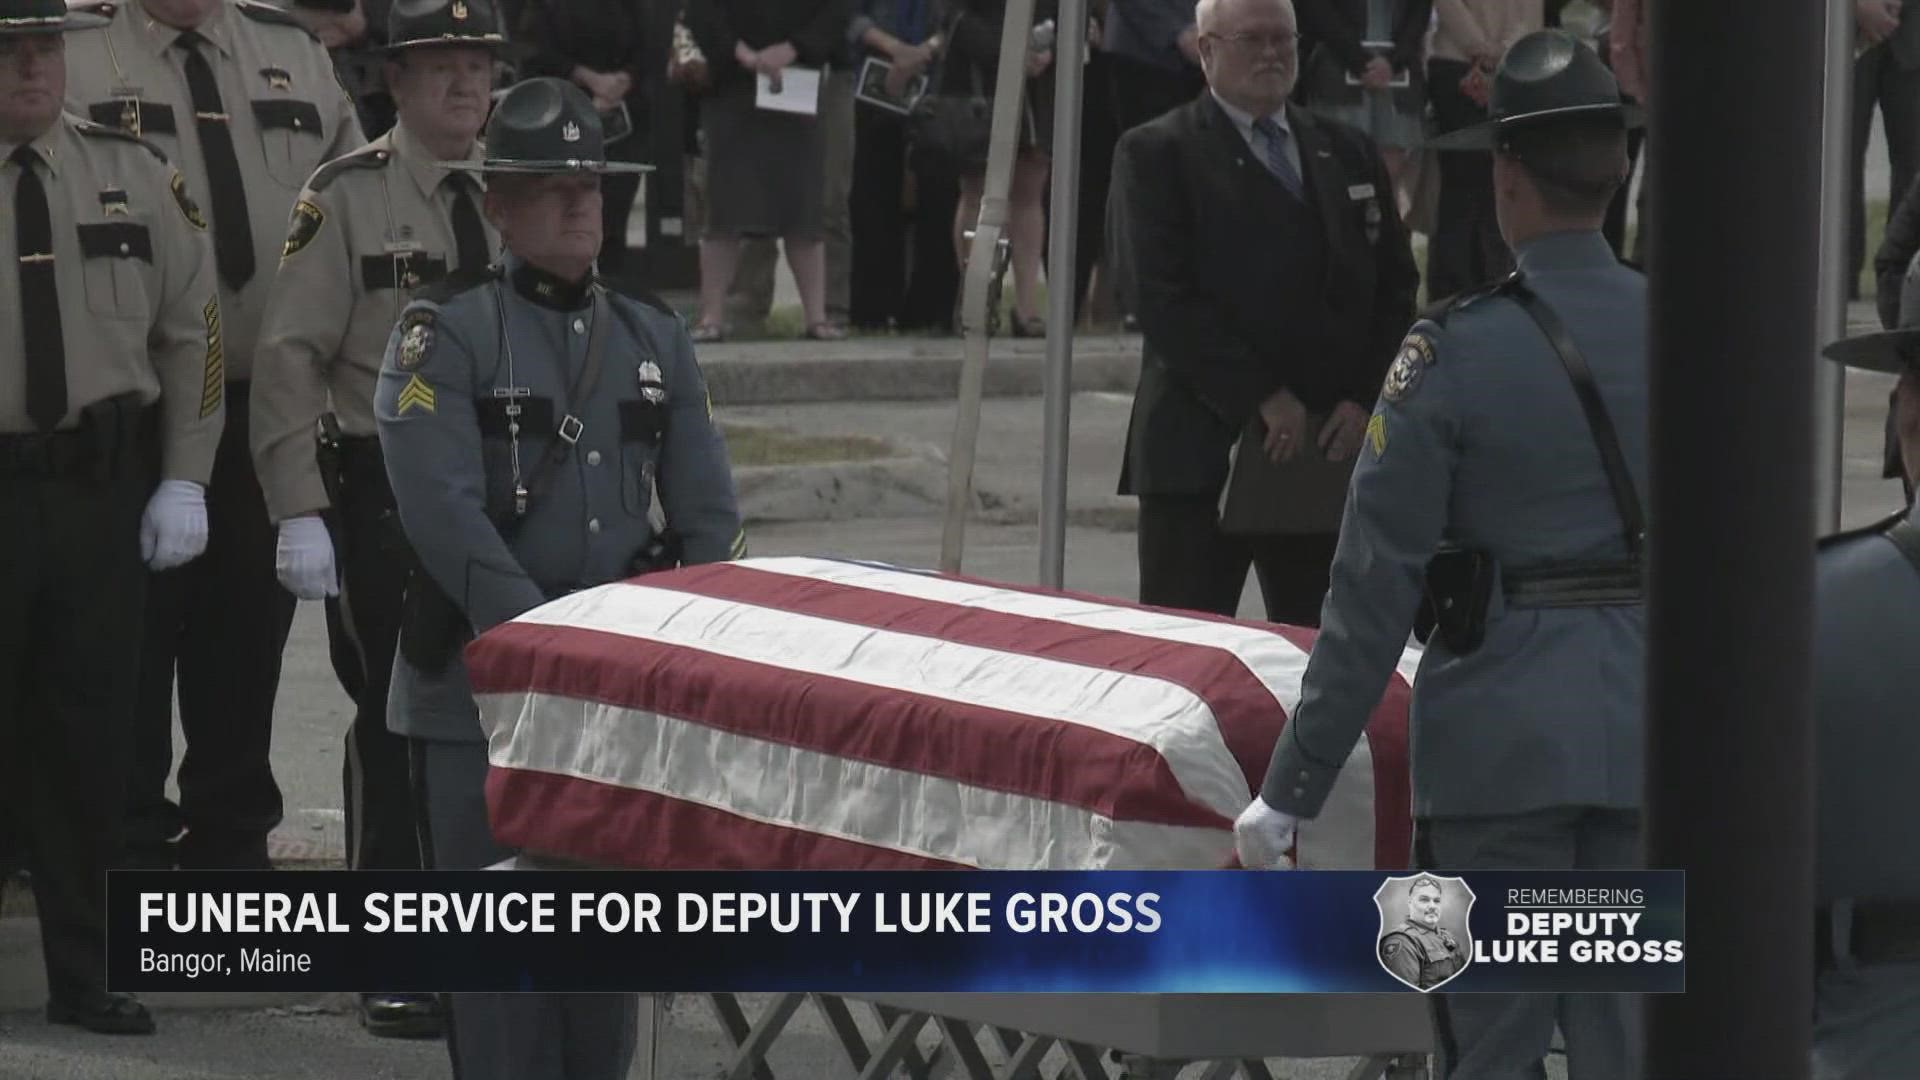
[1206,30,1300,54]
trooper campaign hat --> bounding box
[1427,30,1645,151]
[1824,254,1920,375]
[384,0,507,52]
[0,0,109,34]
[441,78,651,175]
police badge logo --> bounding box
[636,359,667,404]
[562,121,581,143]
[1375,874,1474,992]
[1380,332,1435,404]
[451,0,468,18]
[282,199,325,259]
[396,312,436,371]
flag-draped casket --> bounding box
[464,557,1417,871]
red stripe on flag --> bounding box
[635,562,1290,790]
[469,622,1231,830]
[486,767,973,870]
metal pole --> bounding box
[942,0,1042,572]
[1645,0,1820,1076]
[1039,0,1087,588]
[1815,0,1854,531]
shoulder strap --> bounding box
[1508,278,1646,559]
[491,284,611,535]
[1886,518,1920,575]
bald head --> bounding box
[1195,0,1299,115]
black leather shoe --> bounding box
[47,993,155,1035]
[358,993,444,1039]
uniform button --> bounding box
[1293,787,1306,799]
[119,242,130,255]
[571,318,587,334]
[587,518,601,534]
[586,450,602,466]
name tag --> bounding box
[383,239,425,254]
[1348,183,1376,201]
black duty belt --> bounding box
[0,428,94,478]
[1817,900,1920,970]
[1503,560,1644,608]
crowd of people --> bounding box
[5,0,1920,1077]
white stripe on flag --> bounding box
[519,585,1252,819]
[480,690,1233,870]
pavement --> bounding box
[1,303,1909,1078]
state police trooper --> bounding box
[374,76,745,1078]
[1233,32,1649,1079]
[63,0,365,870]
[0,0,223,1034]
[248,0,504,1039]
[1808,264,1920,1080]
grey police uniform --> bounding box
[1809,504,1920,1079]
[1256,35,1649,1079]
[375,255,744,1080]
[372,80,742,1079]
[1810,282,1920,1080]
[64,0,366,869]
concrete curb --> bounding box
[702,336,1140,406]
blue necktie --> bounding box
[1253,116,1305,201]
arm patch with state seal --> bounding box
[1381,329,1436,404]
[170,171,207,231]
[282,199,325,259]
[394,310,436,371]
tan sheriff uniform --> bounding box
[251,122,494,521]
[64,0,365,372]
[2,115,223,482]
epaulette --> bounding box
[72,117,169,165]
[235,0,321,41]
[1818,507,1910,550]
[308,145,391,192]
[599,274,676,317]
[1420,271,1521,328]
[415,263,502,305]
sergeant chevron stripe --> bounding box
[395,373,437,415]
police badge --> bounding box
[1374,874,1475,992]
[396,311,435,371]
[636,359,667,404]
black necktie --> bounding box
[448,176,489,273]
[176,31,254,289]
[14,146,66,432]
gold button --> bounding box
[586,450,602,466]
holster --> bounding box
[1414,548,1497,655]
[391,514,470,675]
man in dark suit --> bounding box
[1109,0,1418,626]
[1853,0,1920,297]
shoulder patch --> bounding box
[235,0,320,40]
[308,147,390,192]
[415,263,501,305]
[73,118,168,164]
[281,199,325,259]
[599,273,676,316]
[394,310,436,371]
[1381,327,1438,404]
[169,171,207,230]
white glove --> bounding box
[140,479,208,571]
[1234,796,1301,870]
[275,515,339,600]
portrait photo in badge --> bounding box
[1374,873,1474,991]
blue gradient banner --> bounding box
[108,870,1684,993]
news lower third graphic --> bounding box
[109,870,1685,995]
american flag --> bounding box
[466,557,1415,871]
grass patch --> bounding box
[720,423,898,466]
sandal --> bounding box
[804,322,847,341]
[689,323,726,343]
